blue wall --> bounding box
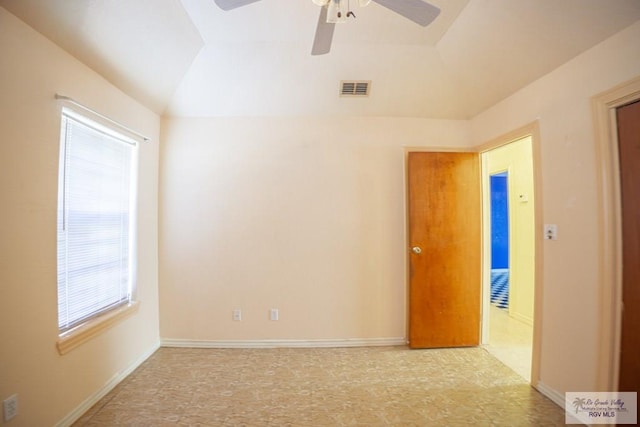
[490,174,509,269]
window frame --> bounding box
[55,106,140,355]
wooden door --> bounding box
[617,100,640,392]
[408,151,481,348]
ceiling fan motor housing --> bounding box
[215,0,441,55]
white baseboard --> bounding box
[534,381,566,409]
[510,311,534,327]
[55,341,160,427]
[161,337,407,349]
[535,382,593,425]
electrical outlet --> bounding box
[3,394,17,422]
[270,308,279,321]
[232,309,242,321]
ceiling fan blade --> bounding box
[214,0,262,11]
[372,0,440,27]
[311,7,335,56]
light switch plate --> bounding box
[544,224,558,240]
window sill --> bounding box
[57,301,140,355]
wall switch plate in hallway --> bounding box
[544,224,558,240]
[3,394,17,422]
[270,309,279,321]
[232,309,241,321]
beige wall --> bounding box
[159,117,470,343]
[471,21,640,397]
[159,19,640,401]
[485,136,535,325]
[0,8,160,427]
[2,3,639,424]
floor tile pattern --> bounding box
[73,346,564,426]
[490,269,509,310]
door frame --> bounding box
[475,122,543,386]
[404,127,542,386]
[592,75,640,391]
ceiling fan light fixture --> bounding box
[217,0,441,56]
[312,0,370,7]
[326,0,347,24]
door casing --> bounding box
[405,121,543,386]
[616,99,640,392]
[592,75,640,391]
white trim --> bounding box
[591,75,640,391]
[534,381,566,409]
[57,302,140,355]
[55,342,160,427]
[61,107,137,146]
[475,122,543,387]
[510,311,533,327]
[55,94,150,143]
[534,383,589,426]
[480,152,491,346]
[161,337,406,349]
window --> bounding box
[57,108,138,337]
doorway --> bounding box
[481,136,536,382]
[405,131,542,384]
[592,76,640,391]
[490,172,510,311]
[616,99,640,392]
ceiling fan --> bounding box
[213,0,441,55]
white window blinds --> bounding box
[57,108,137,332]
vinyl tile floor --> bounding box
[73,346,565,426]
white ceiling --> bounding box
[2,0,640,119]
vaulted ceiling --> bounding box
[2,0,640,119]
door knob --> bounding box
[412,246,422,254]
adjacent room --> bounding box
[1,0,639,425]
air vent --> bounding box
[340,80,371,97]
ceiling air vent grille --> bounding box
[340,80,371,97]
